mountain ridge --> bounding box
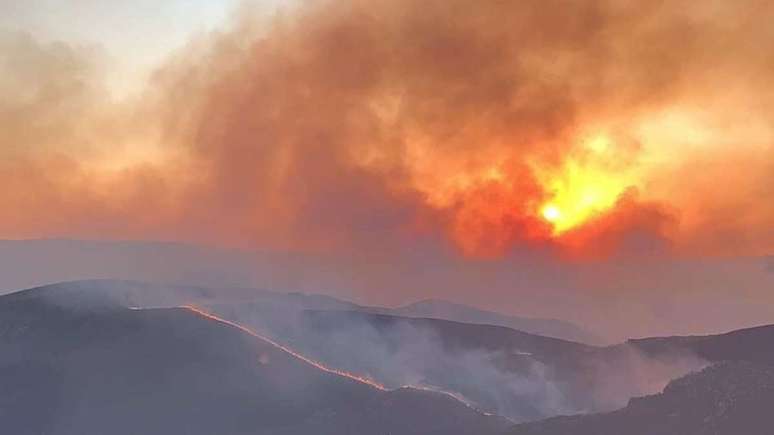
[0,285,509,435]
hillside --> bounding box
[6,279,771,430]
[625,323,774,366]
[0,286,507,435]
[211,306,697,422]
[507,362,774,435]
[379,299,601,344]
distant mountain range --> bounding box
[366,298,602,344]
[0,239,598,344]
[508,362,774,435]
[3,279,774,434]
[0,283,508,435]
[504,318,774,433]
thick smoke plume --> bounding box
[204,297,706,422]
[0,0,772,258]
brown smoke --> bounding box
[1,0,772,258]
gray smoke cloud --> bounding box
[203,296,707,422]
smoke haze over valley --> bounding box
[0,239,770,342]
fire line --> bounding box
[180,304,498,417]
[182,304,388,390]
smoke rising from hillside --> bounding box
[206,299,706,421]
[1,1,773,341]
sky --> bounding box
[0,0,262,95]
[0,0,772,338]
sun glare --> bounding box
[536,134,637,235]
[542,204,562,222]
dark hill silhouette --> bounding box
[215,306,704,422]
[372,298,602,344]
[507,362,774,435]
[0,285,508,435]
[0,239,597,343]
[624,323,774,366]
[504,325,774,434]
[6,279,773,430]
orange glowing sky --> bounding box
[0,0,772,259]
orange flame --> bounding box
[181,305,494,416]
[182,305,388,390]
[533,133,640,235]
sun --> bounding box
[538,164,628,234]
[541,204,562,223]
[534,133,640,235]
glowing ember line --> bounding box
[402,384,480,410]
[179,305,500,418]
[405,384,516,420]
[181,305,387,391]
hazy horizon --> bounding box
[0,238,770,343]
[1,0,772,348]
